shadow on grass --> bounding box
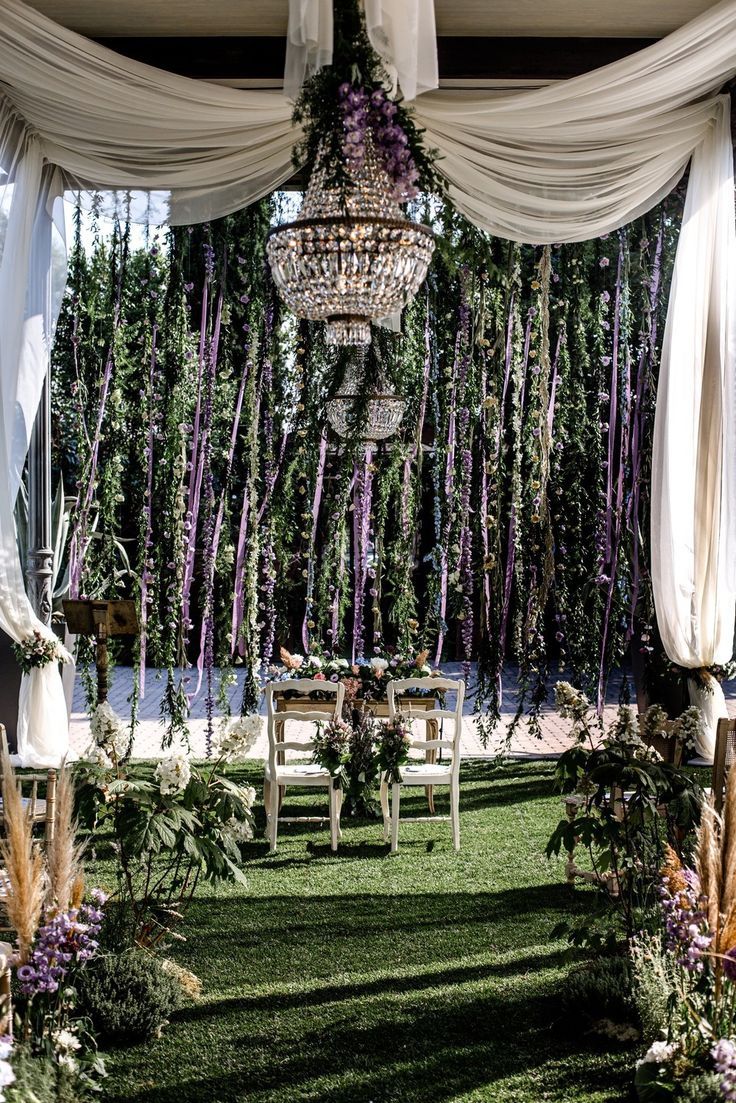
[110,974,631,1103]
[177,882,589,954]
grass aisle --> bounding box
[102,761,632,1102]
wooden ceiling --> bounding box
[25,0,716,39]
[23,0,721,82]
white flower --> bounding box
[308,655,322,669]
[222,814,254,846]
[336,658,349,669]
[54,1028,81,1054]
[155,753,191,796]
[0,1061,14,1088]
[0,1042,10,1062]
[554,681,591,719]
[419,664,431,675]
[214,715,261,761]
[90,745,113,770]
[636,1040,677,1067]
[290,653,304,668]
[89,701,130,760]
[370,657,389,672]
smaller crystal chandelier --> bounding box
[266,137,434,347]
[326,358,405,445]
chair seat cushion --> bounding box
[264,762,332,786]
[398,764,453,785]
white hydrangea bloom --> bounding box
[155,753,192,796]
[214,715,262,761]
[222,814,254,846]
[0,1058,14,1091]
[554,681,591,719]
[636,1040,677,1067]
[371,657,389,672]
[89,701,130,760]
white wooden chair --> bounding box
[264,679,346,854]
[381,677,465,854]
[0,726,56,841]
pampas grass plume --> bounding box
[0,739,44,963]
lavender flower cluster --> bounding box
[338,82,419,199]
[17,891,106,998]
[659,868,712,973]
[713,1039,736,1102]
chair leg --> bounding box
[336,787,344,841]
[268,779,280,854]
[450,779,460,852]
[380,776,390,843]
[329,786,339,852]
[390,783,401,854]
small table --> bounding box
[275,694,440,812]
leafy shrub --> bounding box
[77,950,182,1043]
[678,1073,722,1103]
[630,932,679,1046]
[5,1045,85,1103]
[561,955,637,1028]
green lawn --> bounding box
[99,761,633,1102]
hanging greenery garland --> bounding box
[53,188,684,749]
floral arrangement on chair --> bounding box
[375,715,413,786]
[312,718,352,790]
[275,646,435,701]
[11,630,70,676]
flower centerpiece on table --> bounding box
[275,646,436,702]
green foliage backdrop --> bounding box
[50,193,682,743]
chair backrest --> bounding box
[387,677,465,776]
[713,717,736,813]
[265,679,345,775]
[0,724,57,836]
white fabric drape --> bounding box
[650,97,736,761]
[283,0,438,102]
[0,0,734,762]
[363,0,439,102]
[284,0,334,103]
[0,119,69,766]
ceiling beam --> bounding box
[95,35,657,83]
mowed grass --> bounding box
[98,761,633,1103]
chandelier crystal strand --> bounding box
[266,136,435,346]
[326,356,405,444]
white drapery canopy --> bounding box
[0,0,734,762]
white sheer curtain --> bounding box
[0,0,733,762]
[0,116,69,766]
[650,100,736,760]
[284,0,438,102]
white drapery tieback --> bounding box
[284,0,439,102]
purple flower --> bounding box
[713,1039,736,1102]
[659,867,712,973]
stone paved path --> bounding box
[70,663,736,761]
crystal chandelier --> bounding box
[326,359,405,444]
[266,138,435,346]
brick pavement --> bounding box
[70,663,736,762]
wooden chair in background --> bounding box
[263,679,346,854]
[712,717,736,814]
[381,677,465,854]
[0,726,57,842]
